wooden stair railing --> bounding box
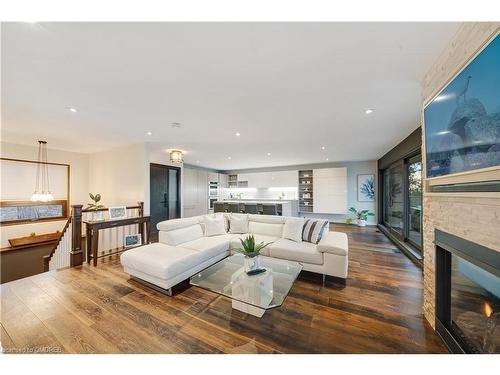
[43,202,144,271]
[43,212,73,272]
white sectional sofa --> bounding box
[120,213,348,295]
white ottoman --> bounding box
[120,242,202,295]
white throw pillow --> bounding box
[202,216,227,237]
[229,215,249,234]
[282,218,305,243]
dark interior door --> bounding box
[150,163,181,241]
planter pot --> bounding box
[244,255,261,273]
[357,219,367,227]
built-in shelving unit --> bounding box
[228,174,238,188]
[298,170,313,213]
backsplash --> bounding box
[220,187,298,200]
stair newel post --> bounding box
[70,204,84,267]
[137,201,147,244]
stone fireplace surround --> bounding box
[421,23,500,331]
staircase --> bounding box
[48,222,72,270]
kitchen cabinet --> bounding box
[313,168,347,214]
[218,173,228,188]
[236,171,297,188]
[269,170,297,187]
[182,167,208,217]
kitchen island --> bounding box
[220,199,297,216]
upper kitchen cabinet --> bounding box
[313,168,347,214]
[269,170,297,187]
[237,171,297,188]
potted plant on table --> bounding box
[232,234,273,275]
[349,207,374,227]
[86,193,105,221]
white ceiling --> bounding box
[1,22,460,170]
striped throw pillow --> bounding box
[302,219,329,244]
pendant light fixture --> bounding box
[170,150,183,164]
[31,140,54,202]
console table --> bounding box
[83,216,150,266]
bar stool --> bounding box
[213,202,225,213]
[227,203,243,213]
[262,204,278,216]
[244,203,258,214]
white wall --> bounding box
[0,141,90,247]
[88,143,147,209]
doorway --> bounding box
[149,163,181,242]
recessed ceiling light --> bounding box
[147,131,152,136]
[321,146,326,150]
[365,109,374,114]
[171,122,182,128]
[326,158,329,161]
[235,132,241,137]
[69,107,77,113]
[267,152,271,156]
[227,156,232,160]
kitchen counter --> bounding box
[223,199,293,204]
[221,199,297,216]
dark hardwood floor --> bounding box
[0,224,447,354]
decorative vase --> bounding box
[244,255,261,273]
[357,219,367,227]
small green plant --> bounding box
[349,207,374,221]
[345,218,353,225]
[86,193,104,211]
[232,234,273,258]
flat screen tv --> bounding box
[424,34,500,178]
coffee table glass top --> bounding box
[190,254,303,310]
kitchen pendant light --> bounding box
[170,150,183,163]
[31,140,54,202]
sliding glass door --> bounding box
[381,153,422,255]
[382,162,404,239]
[406,156,422,249]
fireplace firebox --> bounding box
[435,229,499,354]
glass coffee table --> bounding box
[190,254,303,317]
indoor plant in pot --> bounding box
[86,193,104,221]
[349,207,374,227]
[232,234,273,275]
